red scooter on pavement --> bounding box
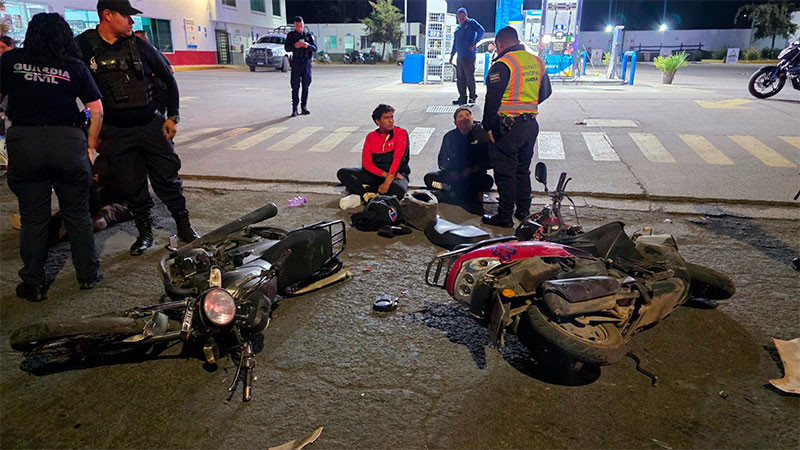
[425,163,735,367]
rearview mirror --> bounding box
[534,162,548,188]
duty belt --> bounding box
[500,113,536,131]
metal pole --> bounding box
[404,0,408,46]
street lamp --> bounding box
[659,24,667,32]
[605,25,613,33]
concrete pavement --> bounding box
[172,63,799,205]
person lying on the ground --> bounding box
[424,106,493,214]
[10,152,133,244]
[337,104,410,201]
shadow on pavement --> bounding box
[406,302,601,386]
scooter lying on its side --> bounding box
[425,163,735,367]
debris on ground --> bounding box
[769,337,800,395]
[269,427,323,450]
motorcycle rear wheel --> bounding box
[748,66,785,99]
[524,304,625,365]
[685,262,736,300]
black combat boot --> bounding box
[130,216,154,256]
[301,104,310,115]
[174,211,200,243]
[291,105,299,117]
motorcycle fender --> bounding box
[628,278,687,334]
[487,294,507,348]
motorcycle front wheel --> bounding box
[9,317,178,366]
[748,66,785,99]
[685,262,736,300]
[524,304,625,365]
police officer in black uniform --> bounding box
[284,16,316,117]
[482,27,552,228]
[76,0,199,256]
[1,13,104,301]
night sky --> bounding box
[286,0,762,32]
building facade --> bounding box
[304,22,424,60]
[0,0,287,65]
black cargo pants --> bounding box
[98,115,187,220]
[6,126,99,285]
[489,117,539,220]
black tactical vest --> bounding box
[85,32,152,110]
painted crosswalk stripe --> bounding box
[536,132,565,160]
[678,134,734,165]
[174,127,220,145]
[227,127,287,150]
[629,133,676,163]
[583,119,637,127]
[779,136,800,150]
[308,126,359,153]
[582,132,620,161]
[350,138,366,153]
[267,126,324,152]
[188,128,252,150]
[729,135,796,168]
[409,127,435,155]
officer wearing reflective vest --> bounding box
[76,0,199,256]
[481,26,551,228]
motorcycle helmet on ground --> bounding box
[401,189,439,230]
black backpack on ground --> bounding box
[351,195,404,231]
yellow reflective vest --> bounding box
[495,50,546,117]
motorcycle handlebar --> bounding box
[555,172,567,194]
[176,203,278,259]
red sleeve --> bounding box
[361,132,384,176]
[388,128,408,175]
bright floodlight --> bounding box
[659,24,668,32]
[605,25,613,32]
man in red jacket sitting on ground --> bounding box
[337,104,410,200]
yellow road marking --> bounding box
[779,136,800,150]
[729,135,796,167]
[629,133,676,163]
[695,99,752,109]
[678,135,734,165]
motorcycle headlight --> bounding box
[453,257,502,305]
[201,288,237,327]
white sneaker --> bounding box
[339,194,362,210]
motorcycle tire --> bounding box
[524,304,626,365]
[748,66,785,99]
[685,262,736,300]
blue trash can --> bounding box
[402,53,424,83]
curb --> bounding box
[180,174,800,209]
[173,65,247,71]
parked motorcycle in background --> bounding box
[10,204,348,401]
[343,50,364,64]
[426,163,735,369]
[748,39,800,98]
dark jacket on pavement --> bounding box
[438,122,490,173]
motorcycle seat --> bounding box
[424,217,490,250]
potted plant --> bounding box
[654,52,689,84]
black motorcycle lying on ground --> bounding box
[10,204,347,401]
[748,39,800,98]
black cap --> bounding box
[97,0,143,15]
[293,16,304,23]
